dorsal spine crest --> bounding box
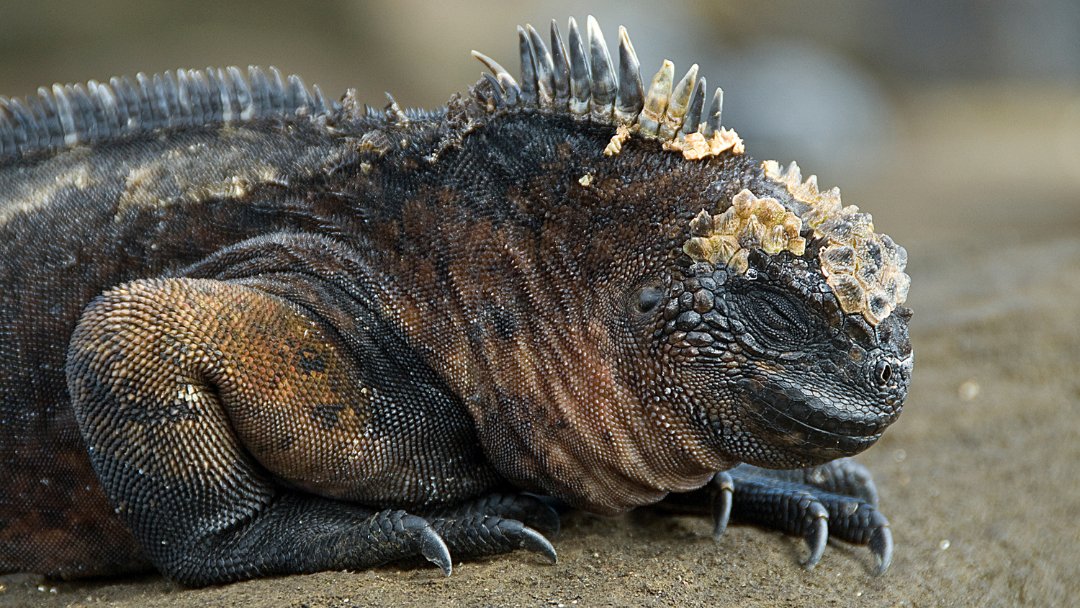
[0,66,335,163]
[471,16,741,160]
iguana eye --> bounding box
[636,281,666,315]
[745,291,809,342]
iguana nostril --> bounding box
[875,360,892,386]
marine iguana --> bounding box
[0,17,912,586]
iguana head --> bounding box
[658,222,912,469]
[451,17,911,511]
[667,161,912,468]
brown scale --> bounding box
[70,278,400,500]
[0,434,146,577]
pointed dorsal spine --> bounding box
[471,16,742,160]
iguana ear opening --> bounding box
[634,280,666,315]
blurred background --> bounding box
[1,2,1078,605]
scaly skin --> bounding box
[0,19,911,585]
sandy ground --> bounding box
[1,88,1078,607]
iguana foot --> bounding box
[423,493,560,566]
[353,509,454,576]
[426,492,561,536]
[702,458,892,574]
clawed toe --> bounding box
[518,525,558,563]
[708,463,894,574]
[414,520,453,576]
[821,495,893,575]
[869,523,893,575]
[802,510,828,570]
[435,514,558,563]
[419,492,562,565]
[709,471,734,540]
[372,506,558,575]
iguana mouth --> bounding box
[743,379,899,459]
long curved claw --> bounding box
[820,494,893,574]
[519,526,558,564]
[415,522,453,576]
[802,508,829,570]
[425,508,559,567]
[710,471,734,540]
[869,523,893,575]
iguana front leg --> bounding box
[666,459,892,574]
[65,277,550,585]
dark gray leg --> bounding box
[677,458,892,574]
[66,278,546,586]
[423,493,560,565]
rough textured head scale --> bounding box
[762,160,911,324]
[683,190,806,274]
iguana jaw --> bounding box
[731,361,908,467]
